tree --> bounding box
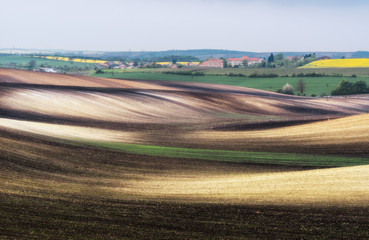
[331,79,368,95]
[296,79,306,94]
[28,60,36,69]
[282,83,294,95]
[353,80,367,93]
[242,60,248,67]
[274,53,284,61]
[222,58,228,68]
[267,53,274,63]
[331,79,353,95]
[258,61,266,68]
[63,65,70,72]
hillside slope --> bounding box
[2,69,369,239]
[1,69,369,153]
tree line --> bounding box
[331,79,369,95]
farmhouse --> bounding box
[317,56,331,60]
[35,68,57,73]
[227,56,264,67]
[287,56,303,61]
[97,61,126,69]
[241,56,264,66]
[199,58,223,68]
[227,57,244,67]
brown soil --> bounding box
[1,69,369,154]
[2,69,369,238]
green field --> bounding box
[78,141,369,168]
[94,67,369,77]
[0,55,95,69]
[91,71,369,96]
[201,67,369,77]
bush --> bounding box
[331,80,353,95]
[282,83,294,95]
[353,80,368,93]
[331,79,369,95]
[163,71,192,75]
[249,73,279,78]
[228,73,246,77]
[193,71,205,76]
[163,71,205,76]
[95,69,105,74]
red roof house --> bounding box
[199,58,223,68]
[227,56,264,67]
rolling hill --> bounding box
[1,68,369,239]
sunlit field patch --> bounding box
[301,58,369,68]
[37,56,108,64]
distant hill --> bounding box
[67,50,364,60]
[1,48,368,60]
[89,49,258,60]
[352,51,369,58]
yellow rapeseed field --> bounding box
[301,58,369,68]
[37,56,107,64]
[156,62,172,65]
[177,62,200,65]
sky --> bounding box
[1,0,369,52]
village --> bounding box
[7,53,319,74]
[95,56,266,70]
[17,53,319,73]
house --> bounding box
[317,56,331,60]
[126,62,135,69]
[227,56,264,67]
[199,58,223,68]
[38,68,57,73]
[227,57,243,67]
[287,56,303,61]
[97,62,110,68]
[177,62,200,67]
[241,56,264,66]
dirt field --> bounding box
[1,69,369,239]
[1,128,369,239]
[1,69,369,152]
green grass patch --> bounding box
[0,55,95,69]
[202,67,369,77]
[79,141,369,167]
[90,71,369,96]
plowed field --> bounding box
[1,69,369,239]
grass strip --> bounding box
[77,140,369,167]
[90,71,369,96]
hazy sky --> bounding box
[1,0,369,52]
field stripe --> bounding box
[77,140,369,167]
